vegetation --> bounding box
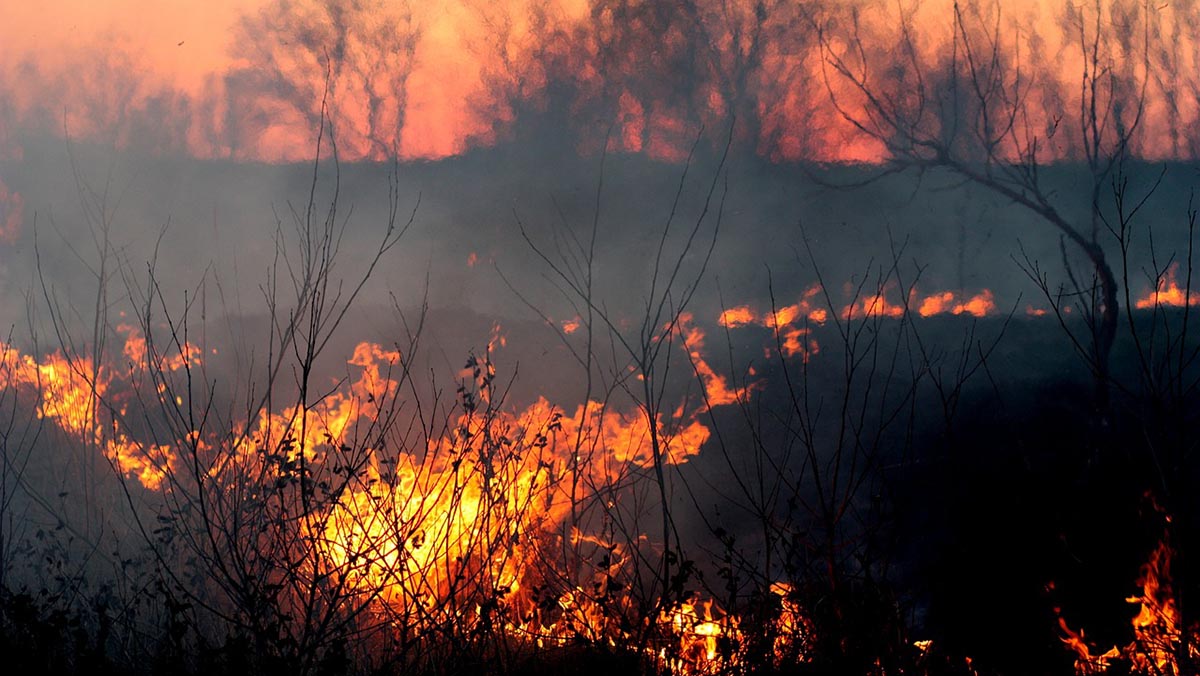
[1,2,1199,675]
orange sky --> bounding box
[0,0,1064,94]
[0,1,584,159]
[0,1,1195,163]
[2,1,261,92]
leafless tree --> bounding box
[815,0,1163,415]
[232,0,419,160]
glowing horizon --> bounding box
[1,0,1197,163]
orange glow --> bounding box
[118,323,202,373]
[1135,263,1198,310]
[1,1,1196,163]
[719,284,825,362]
[917,290,997,318]
[677,312,750,407]
[843,293,906,321]
[917,292,957,317]
[718,305,755,328]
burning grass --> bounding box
[0,307,814,674]
[4,281,1197,675]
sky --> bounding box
[3,1,256,92]
[0,1,1196,163]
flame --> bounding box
[1135,263,1198,310]
[662,599,727,666]
[1060,534,1200,675]
[840,286,998,321]
[655,582,812,673]
[15,303,830,673]
[917,290,996,318]
[0,339,182,490]
[677,312,751,407]
[718,284,825,362]
[843,293,906,321]
[717,305,755,328]
[0,285,1062,673]
[118,323,203,373]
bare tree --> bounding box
[469,0,817,158]
[815,0,1163,414]
[232,0,419,160]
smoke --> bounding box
[3,1,1198,168]
[0,0,1194,454]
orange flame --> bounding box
[0,339,181,490]
[842,293,906,321]
[1135,263,1198,310]
[1060,534,1199,674]
[719,284,825,362]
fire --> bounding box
[717,305,755,328]
[678,312,751,407]
[662,599,729,667]
[118,323,202,374]
[1135,263,1198,310]
[278,327,807,674]
[917,290,996,318]
[0,300,834,674]
[0,339,179,490]
[5,308,783,669]
[842,290,906,320]
[718,284,825,362]
[1060,533,1200,675]
[841,286,998,321]
[1026,305,1049,317]
[721,284,1000,365]
[0,281,1079,673]
[655,582,813,673]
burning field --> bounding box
[1,1,1200,675]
